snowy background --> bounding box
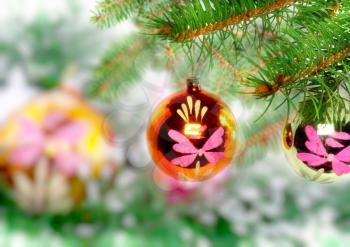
[1,1,350,247]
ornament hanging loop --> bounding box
[187,76,201,94]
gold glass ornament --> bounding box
[283,122,350,183]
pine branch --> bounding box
[233,97,292,165]
[92,0,148,28]
[87,35,148,101]
[247,2,350,124]
[252,0,350,90]
[87,33,175,101]
[210,45,244,83]
[249,12,350,95]
[143,0,339,68]
[296,60,350,125]
[236,115,286,161]
[150,0,297,43]
[254,47,350,95]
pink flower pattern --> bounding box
[9,112,87,176]
[297,125,350,176]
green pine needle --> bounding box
[87,35,148,101]
[248,3,350,124]
[92,0,148,28]
[148,0,297,43]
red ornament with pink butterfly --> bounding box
[147,77,237,182]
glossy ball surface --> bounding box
[284,122,350,183]
[147,82,237,181]
[0,91,117,214]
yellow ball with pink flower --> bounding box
[0,90,117,214]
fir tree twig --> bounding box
[152,0,296,43]
[92,0,148,28]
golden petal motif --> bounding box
[187,96,193,114]
[195,100,201,120]
[177,97,208,123]
[177,109,188,122]
[181,103,189,121]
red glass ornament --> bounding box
[147,78,237,181]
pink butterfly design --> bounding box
[297,125,350,176]
[168,127,225,167]
[9,113,87,176]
